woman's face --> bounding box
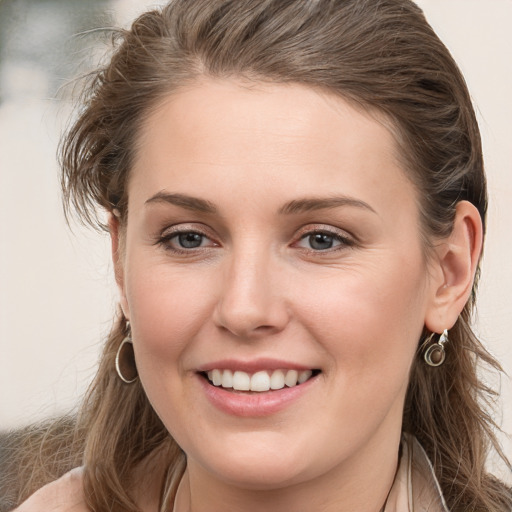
[117,80,437,490]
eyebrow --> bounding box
[145,192,217,213]
[279,196,376,215]
[145,192,375,216]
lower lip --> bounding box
[197,374,318,417]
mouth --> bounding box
[201,368,321,393]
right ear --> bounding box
[108,212,130,320]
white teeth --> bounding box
[285,370,298,387]
[270,370,285,390]
[298,370,313,384]
[206,368,315,392]
[221,369,233,388]
[233,371,251,391]
[212,369,222,386]
[250,371,270,392]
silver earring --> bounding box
[115,333,138,384]
[423,329,448,367]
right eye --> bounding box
[158,229,217,253]
[173,232,208,249]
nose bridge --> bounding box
[215,238,288,337]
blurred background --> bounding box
[0,0,511,479]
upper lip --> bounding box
[196,358,317,373]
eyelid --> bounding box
[159,222,211,238]
[159,218,221,235]
[294,224,355,241]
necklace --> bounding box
[172,489,392,512]
[171,467,395,512]
[379,478,393,512]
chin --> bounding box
[211,459,309,491]
[187,431,316,490]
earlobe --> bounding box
[424,201,483,333]
[108,212,130,319]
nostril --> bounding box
[254,325,277,332]
[215,319,284,339]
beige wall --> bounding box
[0,0,510,475]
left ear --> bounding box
[424,201,483,333]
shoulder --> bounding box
[13,467,88,512]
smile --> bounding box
[205,369,319,392]
[198,366,321,417]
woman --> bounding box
[4,0,511,510]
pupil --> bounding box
[179,233,203,248]
[310,233,333,250]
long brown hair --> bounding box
[5,1,511,510]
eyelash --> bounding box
[156,227,217,255]
[155,225,355,255]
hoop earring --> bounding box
[115,334,138,384]
[423,329,449,367]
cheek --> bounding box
[122,262,217,438]
[124,260,216,370]
[295,255,427,378]
[287,257,427,448]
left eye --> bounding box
[296,232,347,251]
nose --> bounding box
[213,249,290,339]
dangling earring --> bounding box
[423,329,449,367]
[115,326,138,383]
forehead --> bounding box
[130,79,416,220]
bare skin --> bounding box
[16,79,482,512]
[102,79,481,512]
